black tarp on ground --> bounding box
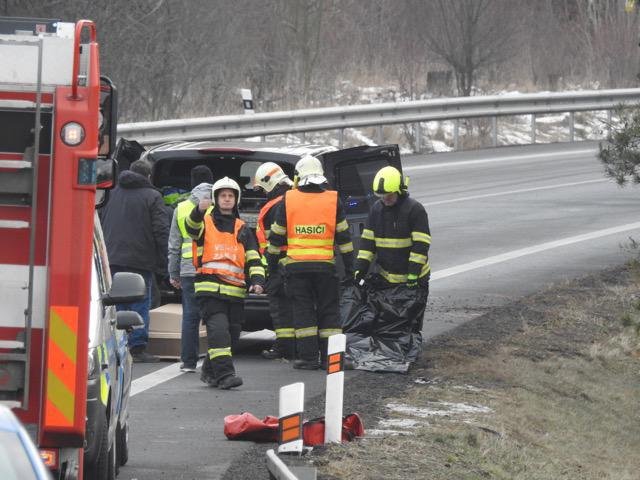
[340,283,426,373]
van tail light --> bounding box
[40,448,59,469]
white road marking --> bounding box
[431,221,640,281]
[131,359,203,397]
[131,363,182,397]
[419,179,608,206]
[132,220,640,396]
[404,148,596,171]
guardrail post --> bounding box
[569,112,575,142]
[415,122,422,153]
[338,128,344,149]
[301,131,306,143]
[607,109,613,138]
[376,125,383,145]
[454,120,460,151]
[531,114,536,144]
[492,116,498,147]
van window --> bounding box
[239,161,262,190]
[334,159,389,214]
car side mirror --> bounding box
[115,311,144,331]
[102,272,146,306]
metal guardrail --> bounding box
[117,88,640,150]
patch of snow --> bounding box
[386,401,492,418]
[348,128,376,146]
[379,418,423,429]
[536,113,569,124]
[366,429,415,437]
[452,385,484,393]
[413,376,441,385]
[430,139,453,152]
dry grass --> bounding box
[314,267,640,480]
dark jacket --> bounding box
[355,194,431,286]
[262,183,290,236]
[99,170,170,273]
[265,184,354,275]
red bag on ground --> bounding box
[303,413,365,446]
[224,412,279,442]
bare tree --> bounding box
[409,0,525,96]
[571,0,640,88]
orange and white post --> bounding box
[278,382,304,454]
[324,333,346,443]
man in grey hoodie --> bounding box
[168,166,214,372]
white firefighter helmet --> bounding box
[212,176,242,204]
[295,155,326,186]
[253,162,292,193]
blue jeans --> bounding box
[180,276,200,367]
[111,266,152,350]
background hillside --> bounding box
[4,0,640,122]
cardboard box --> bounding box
[147,303,207,360]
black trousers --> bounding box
[197,295,243,381]
[286,271,340,362]
[266,271,295,358]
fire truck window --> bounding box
[0,110,52,154]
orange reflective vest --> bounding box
[256,195,283,255]
[285,189,337,262]
[197,216,246,286]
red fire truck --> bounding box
[0,18,140,479]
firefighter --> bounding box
[354,165,431,333]
[253,162,295,360]
[185,177,265,389]
[168,165,214,373]
[266,155,355,369]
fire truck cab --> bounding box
[0,18,144,480]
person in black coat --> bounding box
[99,159,170,362]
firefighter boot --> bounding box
[261,339,295,360]
[200,357,217,387]
[217,374,243,390]
[261,346,285,360]
[292,359,320,370]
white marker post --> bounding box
[240,88,254,114]
[324,334,346,443]
[278,382,304,454]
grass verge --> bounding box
[314,265,640,480]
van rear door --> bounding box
[320,144,402,243]
[112,138,146,172]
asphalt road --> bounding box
[119,141,640,480]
